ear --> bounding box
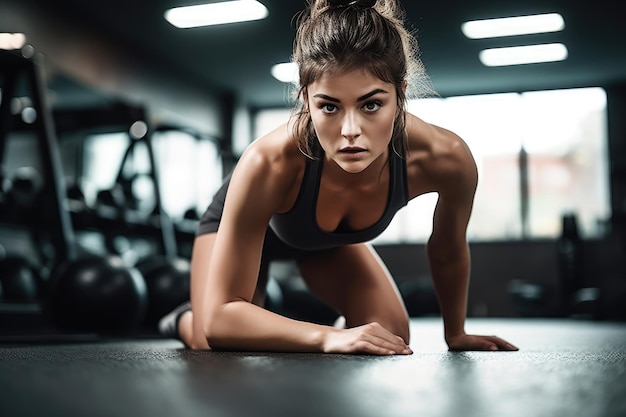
[302,86,309,103]
[402,80,408,94]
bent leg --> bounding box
[297,243,410,343]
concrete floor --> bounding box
[0,318,625,417]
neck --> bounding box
[323,148,390,188]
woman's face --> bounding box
[306,69,398,174]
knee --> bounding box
[349,311,410,344]
[385,309,410,344]
[392,316,411,345]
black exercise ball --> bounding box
[49,256,147,333]
[135,256,190,328]
[0,256,40,302]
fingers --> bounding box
[353,339,411,356]
[474,335,519,351]
[448,334,519,352]
[485,335,518,351]
[361,335,413,356]
[359,322,413,355]
[323,322,413,356]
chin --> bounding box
[336,161,369,174]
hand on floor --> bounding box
[446,333,519,351]
[323,322,413,355]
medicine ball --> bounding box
[0,256,40,302]
[49,255,147,334]
[135,255,191,328]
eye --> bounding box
[362,101,382,112]
[320,103,338,114]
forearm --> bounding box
[427,244,470,342]
[205,300,331,352]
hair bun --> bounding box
[328,0,376,9]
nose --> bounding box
[341,111,361,140]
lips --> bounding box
[340,146,366,153]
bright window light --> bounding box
[271,62,299,83]
[462,13,565,39]
[164,0,268,29]
[0,33,26,50]
[479,43,568,66]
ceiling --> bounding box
[41,0,626,109]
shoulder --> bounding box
[228,122,306,214]
[404,113,477,199]
[238,122,301,172]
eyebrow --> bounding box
[313,88,389,103]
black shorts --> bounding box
[197,174,318,261]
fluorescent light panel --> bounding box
[462,13,565,39]
[165,0,268,29]
[479,43,568,66]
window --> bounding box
[378,87,609,243]
[521,88,609,238]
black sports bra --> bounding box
[269,147,409,250]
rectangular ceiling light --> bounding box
[165,0,268,29]
[479,43,568,66]
[462,13,565,39]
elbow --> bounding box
[202,315,219,348]
[202,302,240,350]
[202,309,225,349]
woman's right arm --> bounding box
[198,134,411,354]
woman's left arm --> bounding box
[425,128,518,352]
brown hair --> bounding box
[290,0,434,158]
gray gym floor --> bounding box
[1,318,625,417]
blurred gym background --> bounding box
[0,0,625,338]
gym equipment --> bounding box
[264,277,284,313]
[94,183,127,221]
[0,256,40,302]
[557,212,584,316]
[0,164,8,210]
[95,120,178,258]
[0,48,155,336]
[135,255,190,327]
[0,49,75,263]
[8,166,43,209]
[398,277,440,317]
[508,279,553,317]
[278,284,338,326]
[48,256,147,333]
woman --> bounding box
[159,0,518,354]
